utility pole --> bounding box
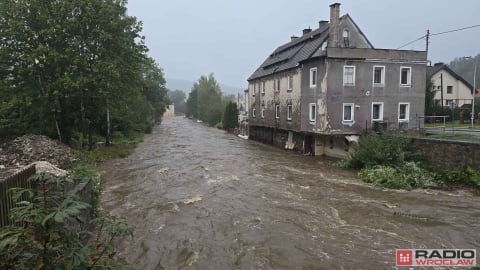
[426,29,430,53]
[472,59,477,128]
[440,73,444,117]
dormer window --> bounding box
[343,29,350,47]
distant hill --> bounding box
[166,78,244,96]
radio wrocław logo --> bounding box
[396,249,476,267]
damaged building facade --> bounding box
[247,3,427,158]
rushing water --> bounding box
[98,117,480,269]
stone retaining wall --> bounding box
[410,138,480,169]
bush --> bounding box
[436,166,480,187]
[359,162,437,190]
[344,133,411,169]
[0,173,132,269]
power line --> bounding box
[396,35,426,50]
[431,24,480,36]
[396,24,480,50]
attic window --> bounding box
[343,29,350,48]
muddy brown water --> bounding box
[98,117,480,269]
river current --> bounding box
[98,117,480,269]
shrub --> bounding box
[0,173,132,269]
[436,166,480,187]
[359,162,437,190]
[344,133,411,169]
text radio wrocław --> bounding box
[396,249,476,267]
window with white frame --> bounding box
[275,105,280,119]
[287,75,293,90]
[400,67,411,86]
[343,66,355,86]
[343,103,354,122]
[398,103,409,121]
[275,78,280,92]
[252,107,256,117]
[260,81,265,94]
[261,107,265,118]
[373,66,385,86]
[309,103,316,122]
[310,68,317,88]
[372,102,384,121]
[252,83,256,96]
[287,104,293,120]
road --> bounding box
[98,117,480,269]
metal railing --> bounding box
[0,165,36,227]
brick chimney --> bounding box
[319,20,328,28]
[291,35,299,42]
[328,3,341,47]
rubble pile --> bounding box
[0,134,76,171]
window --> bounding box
[446,100,455,108]
[275,105,280,119]
[398,103,409,121]
[373,66,385,86]
[287,75,293,90]
[261,108,265,118]
[252,107,256,117]
[372,102,383,121]
[343,29,350,47]
[343,103,354,122]
[260,81,265,94]
[274,78,280,92]
[309,103,316,122]
[343,66,355,86]
[400,67,411,86]
[287,104,293,120]
[252,84,256,96]
[372,102,384,121]
[310,68,317,88]
[447,85,453,94]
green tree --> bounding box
[0,0,168,148]
[222,101,239,130]
[168,89,187,115]
[186,74,224,126]
[425,76,437,116]
[186,88,198,119]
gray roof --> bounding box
[427,63,474,91]
[247,20,331,81]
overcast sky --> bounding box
[127,0,480,88]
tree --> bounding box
[186,88,198,119]
[425,76,437,116]
[185,74,224,126]
[222,101,239,130]
[168,89,186,115]
[0,0,168,148]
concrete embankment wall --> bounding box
[410,138,480,169]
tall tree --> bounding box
[0,0,168,148]
[168,89,186,115]
[222,101,239,130]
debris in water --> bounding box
[183,196,202,205]
[383,203,397,209]
[158,167,169,174]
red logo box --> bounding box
[397,249,413,266]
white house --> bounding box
[427,63,474,108]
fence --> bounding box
[0,165,36,227]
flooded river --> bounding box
[98,117,480,269]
